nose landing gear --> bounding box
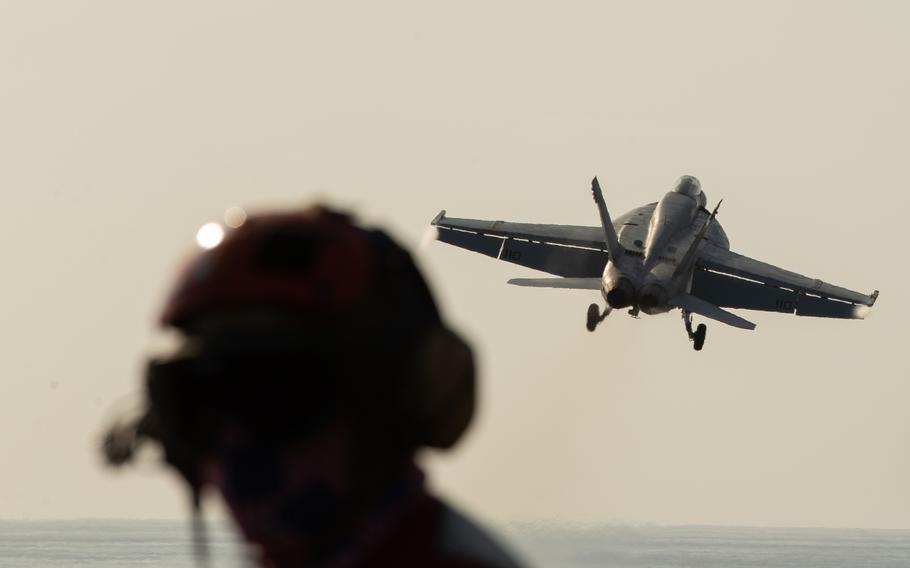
[586,303,611,332]
[683,310,707,351]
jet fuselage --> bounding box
[601,176,729,315]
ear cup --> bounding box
[407,325,476,449]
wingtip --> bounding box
[853,304,872,319]
[869,289,879,306]
[431,209,446,226]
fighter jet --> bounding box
[430,176,878,350]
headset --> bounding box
[102,207,476,562]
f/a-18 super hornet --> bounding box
[430,176,878,350]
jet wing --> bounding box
[431,211,608,278]
[692,245,879,319]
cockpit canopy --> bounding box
[673,175,707,208]
[674,175,701,197]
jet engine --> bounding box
[637,282,669,312]
[602,264,636,309]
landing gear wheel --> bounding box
[693,323,707,351]
[586,303,600,332]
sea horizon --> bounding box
[2,519,909,567]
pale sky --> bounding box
[0,1,908,530]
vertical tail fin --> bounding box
[591,177,625,261]
[674,199,722,278]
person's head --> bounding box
[103,205,475,563]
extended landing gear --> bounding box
[683,310,708,351]
[693,324,707,351]
[586,303,611,332]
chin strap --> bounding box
[191,487,211,568]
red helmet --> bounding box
[161,206,385,330]
[102,205,474,494]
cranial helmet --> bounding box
[103,205,476,487]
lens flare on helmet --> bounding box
[196,222,225,249]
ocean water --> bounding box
[502,524,910,568]
[0,521,252,568]
[1,520,908,567]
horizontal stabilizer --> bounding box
[507,277,602,290]
[670,293,757,330]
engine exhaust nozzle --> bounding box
[637,283,668,311]
[605,277,635,309]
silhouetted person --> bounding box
[103,206,522,568]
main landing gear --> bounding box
[683,310,707,351]
[586,303,611,332]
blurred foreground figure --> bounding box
[103,206,521,568]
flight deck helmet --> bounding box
[103,206,476,490]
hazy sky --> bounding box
[1,1,908,530]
